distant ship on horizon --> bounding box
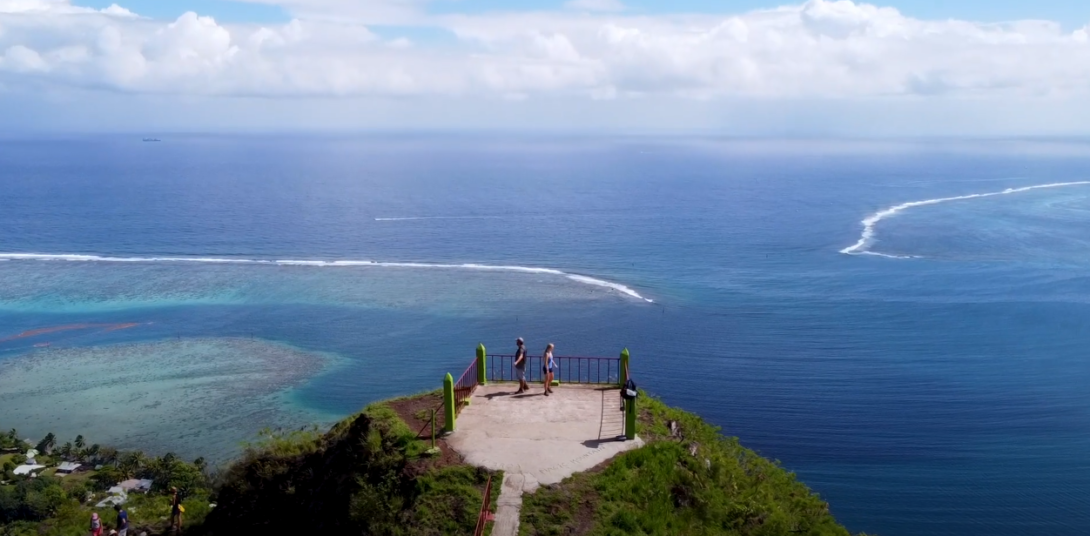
[142,138,161,142]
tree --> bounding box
[97,446,118,465]
[193,457,207,473]
[119,451,146,479]
[35,433,56,455]
[91,465,125,491]
[59,442,73,460]
[86,444,101,463]
[24,485,67,519]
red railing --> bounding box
[474,475,495,536]
[454,357,478,415]
[487,354,621,385]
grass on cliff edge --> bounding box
[519,392,870,536]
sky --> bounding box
[2,0,1090,134]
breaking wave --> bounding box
[0,253,653,303]
[841,181,1090,258]
[374,216,503,221]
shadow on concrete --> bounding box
[581,438,622,449]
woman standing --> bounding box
[542,343,556,396]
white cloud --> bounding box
[565,0,625,13]
[1,0,1090,132]
[3,44,49,72]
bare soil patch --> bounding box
[387,391,447,439]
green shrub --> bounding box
[520,393,853,536]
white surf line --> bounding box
[0,253,653,303]
[841,181,1090,258]
[374,216,503,221]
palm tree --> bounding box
[36,433,56,455]
[60,442,73,460]
[98,446,119,465]
[74,435,85,450]
[87,444,101,462]
[193,457,206,473]
[119,451,146,479]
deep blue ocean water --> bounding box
[1,135,1089,536]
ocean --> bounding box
[1,134,1088,536]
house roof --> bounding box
[13,464,46,475]
[117,478,153,491]
[57,462,81,472]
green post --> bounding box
[431,409,436,448]
[477,343,487,385]
[443,373,456,433]
[625,397,637,440]
[619,348,630,387]
[622,348,635,439]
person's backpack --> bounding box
[622,378,638,400]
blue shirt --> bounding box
[118,510,128,529]
[514,347,527,370]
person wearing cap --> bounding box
[114,503,129,536]
[513,338,528,394]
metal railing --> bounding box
[454,358,478,415]
[473,474,495,536]
[487,354,621,385]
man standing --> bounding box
[115,504,129,536]
[169,487,183,533]
[514,338,529,394]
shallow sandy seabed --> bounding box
[0,337,334,463]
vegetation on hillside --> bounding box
[519,392,865,536]
[197,400,498,535]
[4,390,862,535]
[0,430,211,536]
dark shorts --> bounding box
[543,367,553,374]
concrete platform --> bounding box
[445,383,644,536]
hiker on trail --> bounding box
[514,338,529,394]
[91,512,103,536]
[542,343,556,396]
[170,487,183,532]
[115,504,129,536]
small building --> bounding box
[13,464,46,476]
[117,479,153,493]
[96,487,128,508]
[55,462,82,476]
